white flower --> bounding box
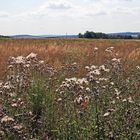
[136,66,140,70]
[92,69,100,75]
[57,98,62,102]
[78,78,88,85]
[8,65,14,69]
[1,116,14,123]
[25,64,30,68]
[74,95,83,104]
[99,65,110,72]
[88,69,100,76]
[128,97,134,103]
[11,103,18,107]
[39,60,44,64]
[111,100,115,104]
[99,65,105,70]
[0,131,5,136]
[0,82,3,87]
[18,98,22,102]
[96,80,100,84]
[103,112,110,117]
[112,58,121,63]
[110,47,114,49]
[122,99,127,102]
[26,52,37,59]
[90,65,97,70]
[94,47,98,51]
[85,66,90,70]
[114,88,121,96]
[3,82,14,90]
[15,56,25,64]
[102,86,107,89]
[108,109,115,112]
[8,92,16,97]
[116,96,120,99]
[84,96,90,102]
[72,62,77,65]
[13,125,23,130]
[66,77,77,82]
[99,78,108,81]
[110,82,114,86]
[105,47,114,53]
[86,87,91,92]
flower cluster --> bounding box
[85,64,110,83]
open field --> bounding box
[0,39,140,139]
[0,38,140,79]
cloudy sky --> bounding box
[0,0,140,35]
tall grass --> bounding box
[0,38,140,79]
[0,39,140,139]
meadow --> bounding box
[0,38,140,139]
[0,38,140,79]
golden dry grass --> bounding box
[0,38,140,79]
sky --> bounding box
[0,0,140,35]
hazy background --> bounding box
[0,0,140,35]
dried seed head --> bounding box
[1,115,14,123]
[103,112,110,117]
[26,52,37,59]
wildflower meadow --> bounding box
[0,39,140,139]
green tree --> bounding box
[138,34,140,39]
[78,33,83,38]
[84,31,96,38]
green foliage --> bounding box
[0,35,10,39]
[78,31,108,39]
[78,31,134,39]
[138,34,140,39]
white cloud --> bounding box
[28,0,105,18]
[0,0,139,35]
[0,11,9,18]
[47,2,72,10]
[8,0,137,20]
[2,0,138,25]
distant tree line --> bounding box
[78,31,108,39]
[138,34,140,39]
[0,35,10,39]
[78,31,140,39]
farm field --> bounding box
[0,38,140,139]
[0,38,140,79]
